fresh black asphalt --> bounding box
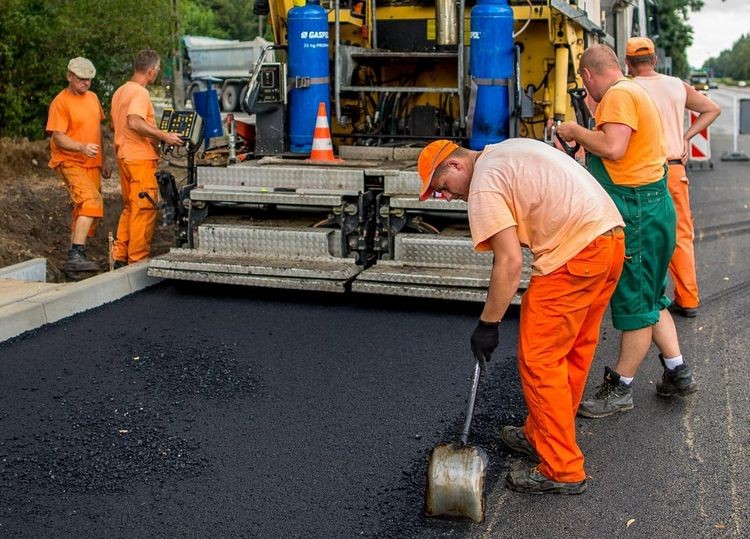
[1,135,748,538]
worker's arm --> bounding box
[51,131,100,158]
[555,121,632,161]
[681,82,721,161]
[127,114,185,147]
[481,226,523,323]
[470,226,522,362]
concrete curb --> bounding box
[0,262,162,344]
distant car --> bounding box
[738,81,747,87]
[708,81,719,89]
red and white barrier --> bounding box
[688,109,712,168]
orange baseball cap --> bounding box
[417,140,459,201]
[626,37,655,57]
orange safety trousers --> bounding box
[55,164,103,238]
[667,164,699,308]
[113,159,158,263]
[518,230,625,483]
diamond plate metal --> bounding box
[392,234,491,268]
[148,267,349,293]
[198,165,365,191]
[191,186,350,206]
[383,172,422,195]
[388,196,467,211]
[197,225,344,258]
[149,249,359,280]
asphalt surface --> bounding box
[1,133,748,538]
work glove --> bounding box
[470,320,499,363]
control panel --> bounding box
[158,109,203,147]
[256,63,286,105]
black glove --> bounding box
[471,320,499,362]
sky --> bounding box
[685,0,750,68]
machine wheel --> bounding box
[221,84,240,112]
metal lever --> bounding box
[460,359,484,446]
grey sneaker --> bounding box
[64,248,99,272]
[506,466,587,495]
[500,426,540,463]
[577,367,633,418]
[656,354,698,397]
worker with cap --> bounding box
[418,137,625,494]
[111,49,184,266]
[556,44,698,419]
[625,36,720,318]
[46,56,111,273]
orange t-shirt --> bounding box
[46,89,104,169]
[468,139,625,276]
[595,79,666,186]
[631,74,688,160]
[110,81,158,160]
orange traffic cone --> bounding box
[308,102,341,162]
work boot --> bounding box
[500,426,540,463]
[63,247,99,272]
[656,355,698,397]
[577,367,633,418]
[668,302,698,318]
[113,259,128,270]
[506,466,587,495]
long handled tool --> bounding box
[425,360,488,523]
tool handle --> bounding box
[460,359,484,445]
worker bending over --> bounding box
[418,138,624,494]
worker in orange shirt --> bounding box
[46,57,111,273]
[110,49,184,266]
[625,37,720,318]
[557,44,698,419]
[418,138,625,494]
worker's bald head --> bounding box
[580,44,621,74]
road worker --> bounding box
[110,49,184,266]
[46,57,111,273]
[625,37,721,318]
[556,44,698,419]
[418,137,625,494]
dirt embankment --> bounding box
[0,137,174,282]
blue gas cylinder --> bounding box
[287,0,331,154]
[469,0,514,150]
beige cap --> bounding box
[67,57,96,79]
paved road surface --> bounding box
[1,138,748,536]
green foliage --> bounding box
[652,0,704,79]
[0,0,263,139]
[704,34,750,81]
[182,0,260,40]
[0,0,173,139]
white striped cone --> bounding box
[310,102,336,161]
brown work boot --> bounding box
[63,248,99,272]
[506,466,587,495]
[500,426,540,463]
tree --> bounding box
[0,0,173,139]
[652,0,704,79]
[704,34,750,80]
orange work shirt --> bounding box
[631,74,688,161]
[110,81,159,161]
[468,139,625,276]
[594,79,666,186]
[46,89,105,169]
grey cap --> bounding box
[67,57,96,79]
